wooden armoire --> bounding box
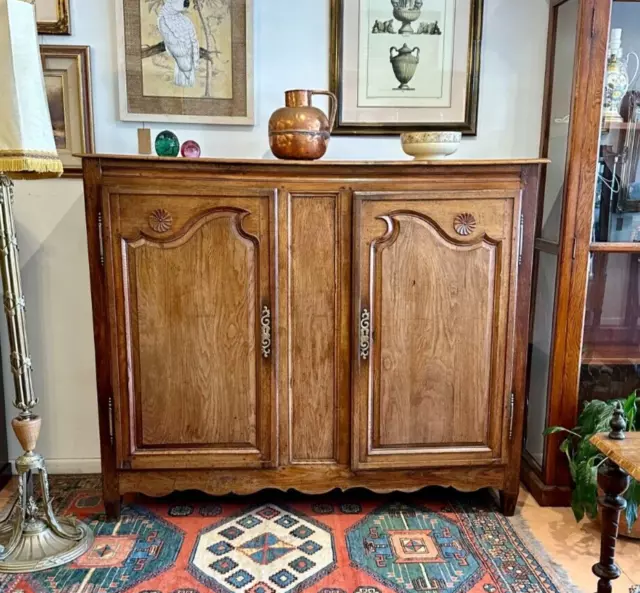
[82,155,544,519]
[522,0,640,506]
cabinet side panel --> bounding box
[289,194,338,462]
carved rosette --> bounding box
[453,213,477,236]
[149,209,173,233]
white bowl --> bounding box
[400,132,462,160]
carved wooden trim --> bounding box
[148,209,173,233]
[454,212,477,236]
[130,208,258,249]
[121,207,263,465]
[366,210,503,460]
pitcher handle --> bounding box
[628,51,640,89]
[311,90,338,133]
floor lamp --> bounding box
[0,0,92,572]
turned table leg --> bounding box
[592,459,630,593]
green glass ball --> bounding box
[155,130,180,157]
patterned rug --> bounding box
[0,476,578,593]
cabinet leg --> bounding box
[593,460,630,593]
[104,494,122,521]
[499,488,519,517]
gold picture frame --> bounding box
[40,46,94,177]
[116,0,254,125]
[34,0,70,35]
[330,0,483,135]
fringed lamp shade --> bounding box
[0,0,62,179]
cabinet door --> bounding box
[352,192,520,470]
[105,188,276,470]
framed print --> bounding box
[116,0,254,125]
[34,0,70,35]
[330,0,483,135]
[40,46,94,177]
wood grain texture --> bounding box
[117,465,508,497]
[288,194,339,463]
[108,190,276,470]
[591,433,640,482]
[526,0,614,503]
[353,193,518,471]
[81,156,541,518]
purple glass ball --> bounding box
[181,140,201,158]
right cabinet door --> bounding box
[352,191,520,470]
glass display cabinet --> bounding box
[523,0,640,505]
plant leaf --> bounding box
[624,391,638,431]
[544,426,568,435]
[625,479,640,531]
[571,486,585,523]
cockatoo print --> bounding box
[158,0,200,87]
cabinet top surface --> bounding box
[591,433,640,482]
[81,154,548,167]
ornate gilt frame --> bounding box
[35,0,70,35]
[329,0,483,136]
[40,45,94,177]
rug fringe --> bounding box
[509,509,584,593]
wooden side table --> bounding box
[590,408,640,593]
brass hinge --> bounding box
[518,214,524,266]
[108,395,115,447]
[509,393,516,441]
[97,211,105,266]
[261,305,272,358]
[360,308,371,360]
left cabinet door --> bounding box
[104,188,276,470]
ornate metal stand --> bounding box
[0,174,92,572]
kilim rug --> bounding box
[0,476,579,593]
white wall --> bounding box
[3,0,549,472]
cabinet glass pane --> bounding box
[526,252,559,467]
[580,252,640,409]
[594,2,640,241]
[540,0,579,243]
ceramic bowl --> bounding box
[400,132,462,160]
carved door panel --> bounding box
[105,188,276,470]
[352,191,520,470]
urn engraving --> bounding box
[390,44,420,91]
[391,0,423,35]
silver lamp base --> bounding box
[0,517,93,573]
[0,451,94,573]
[0,175,93,573]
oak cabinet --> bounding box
[82,156,543,520]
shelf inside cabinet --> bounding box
[581,342,640,365]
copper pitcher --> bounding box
[269,89,337,160]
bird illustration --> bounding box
[158,0,200,88]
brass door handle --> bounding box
[261,305,272,359]
[360,308,371,360]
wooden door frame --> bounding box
[526,0,613,498]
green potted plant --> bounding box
[545,391,640,537]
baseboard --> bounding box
[8,458,101,475]
[521,453,571,507]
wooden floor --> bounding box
[518,488,639,592]
[0,479,638,591]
